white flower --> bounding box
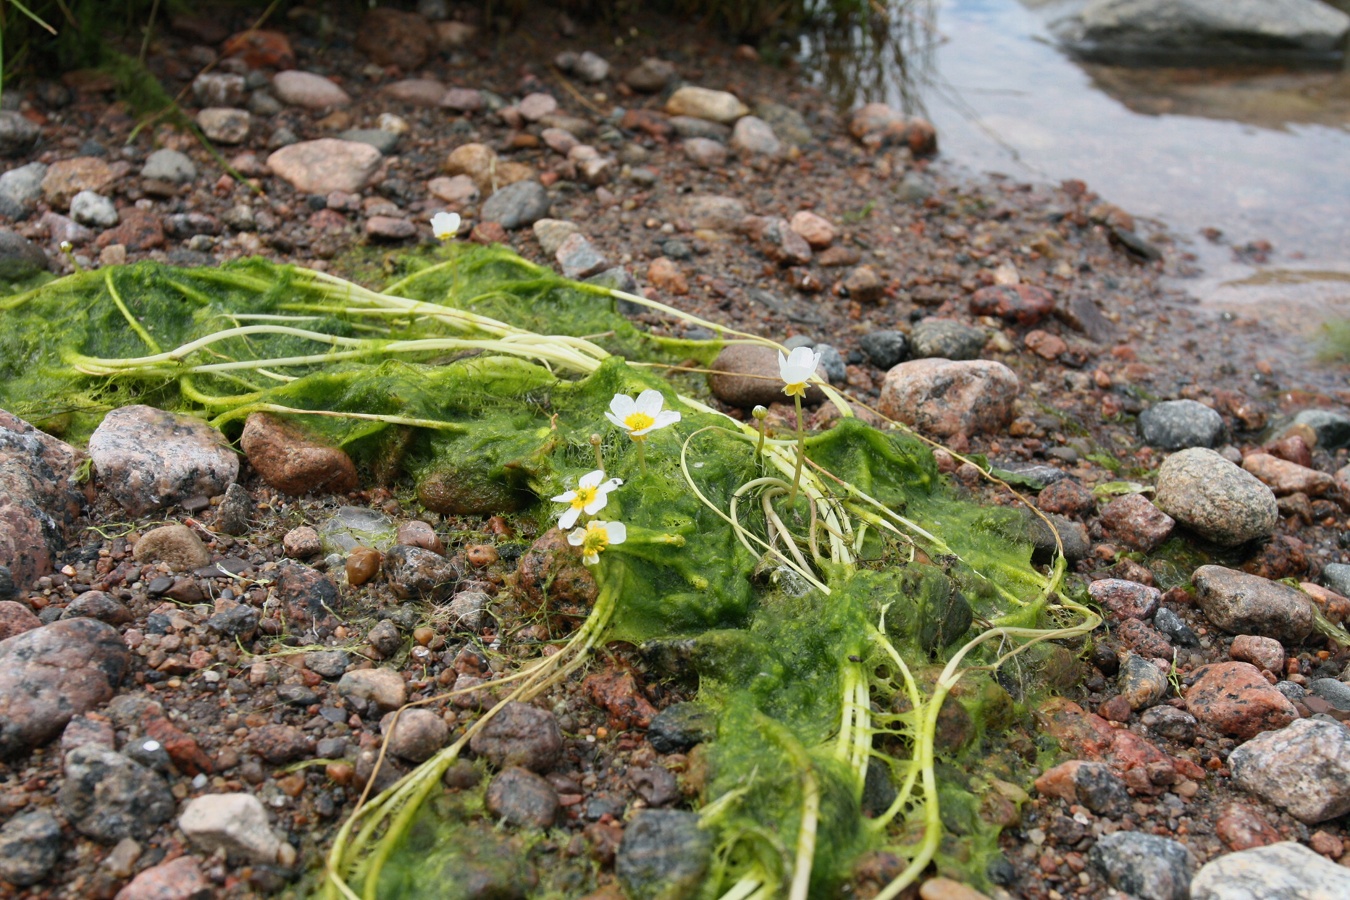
[778,346,822,398]
[431,211,461,240]
[551,469,623,530]
[567,520,627,565]
[605,390,681,441]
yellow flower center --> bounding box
[581,524,609,556]
[624,411,656,433]
[783,381,807,397]
[571,485,597,510]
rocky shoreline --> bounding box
[2,2,1350,899]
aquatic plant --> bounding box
[0,242,1098,898]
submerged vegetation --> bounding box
[1,243,1100,897]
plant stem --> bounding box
[787,394,805,506]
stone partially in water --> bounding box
[318,506,398,555]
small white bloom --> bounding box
[567,519,627,565]
[431,211,461,240]
[778,346,822,398]
[605,389,681,440]
[551,469,623,530]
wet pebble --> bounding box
[1308,677,1350,712]
[1228,634,1284,673]
[1034,760,1131,817]
[345,546,382,586]
[0,110,41,157]
[1098,493,1174,552]
[840,264,885,304]
[367,619,402,657]
[197,108,251,144]
[1088,578,1161,620]
[213,482,253,536]
[682,136,727,168]
[909,318,987,360]
[624,57,677,92]
[383,544,459,601]
[1118,651,1169,710]
[1088,831,1195,900]
[446,589,490,631]
[616,809,714,900]
[1153,606,1198,646]
[1291,409,1350,450]
[968,283,1055,326]
[240,413,359,495]
[0,809,63,886]
[1241,452,1334,496]
[0,600,41,639]
[556,231,609,279]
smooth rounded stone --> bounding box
[0,228,49,278]
[1118,652,1169,711]
[1036,479,1095,515]
[1154,606,1200,647]
[240,412,359,495]
[1154,448,1278,547]
[438,86,485,113]
[532,218,581,256]
[558,49,610,83]
[1308,677,1350,712]
[0,411,87,593]
[816,344,847,384]
[1229,718,1350,823]
[381,78,446,107]
[1192,840,1349,899]
[266,139,381,195]
[646,703,715,753]
[683,193,747,231]
[859,330,910,369]
[41,157,117,208]
[468,701,562,773]
[1088,831,1195,900]
[193,71,246,107]
[428,174,479,207]
[617,809,714,900]
[179,793,285,863]
[113,855,211,900]
[0,162,48,215]
[132,524,211,572]
[878,358,1019,438]
[1099,492,1175,552]
[540,127,579,155]
[1022,510,1090,564]
[1192,565,1315,643]
[518,92,558,122]
[556,231,609,279]
[624,57,677,92]
[1137,399,1224,450]
[789,210,835,249]
[480,180,550,230]
[59,746,174,842]
[1185,661,1297,739]
[0,809,62,886]
[707,343,827,408]
[1241,451,1334,496]
[1088,578,1161,620]
[0,109,41,157]
[682,136,728,168]
[337,667,407,711]
[969,284,1056,326]
[365,215,415,240]
[1229,634,1284,672]
[383,544,460,602]
[754,100,812,147]
[485,766,560,829]
[730,115,782,157]
[352,548,385,588]
[443,142,501,193]
[304,649,350,679]
[61,590,133,626]
[1117,618,1173,659]
[379,708,448,762]
[0,618,130,760]
[910,318,987,360]
[1323,562,1350,598]
[1140,705,1197,743]
[849,101,907,139]
[89,405,238,515]
[141,148,196,184]
[0,600,41,639]
[69,190,118,228]
[1292,408,1350,450]
[669,115,731,141]
[664,86,749,124]
[196,107,251,144]
[271,70,351,109]
[247,90,283,117]
[205,603,258,640]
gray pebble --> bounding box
[0,809,63,886]
[0,110,40,157]
[1138,399,1224,450]
[337,128,400,155]
[616,809,714,900]
[480,180,550,230]
[859,329,910,369]
[1292,408,1350,450]
[141,148,197,184]
[816,343,846,384]
[0,162,47,215]
[1308,677,1350,711]
[910,318,986,360]
[1089,831,1195,900]
[0,229,49,279]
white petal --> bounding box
[582,492,608,515]
[579,469,605,488]
[634,389,664,417]
[609,393,636,419]
[777,350,793,380]
[604,521,627,544]
[431,211,460,238]
[604,410,626,429]
[559,506,580,529]
[653,410,681,429]
[551,489,577,503]
[600,477,623,493]
[567,526,586,547]
[583,551,599,565]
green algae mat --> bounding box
[0,244,1098,899]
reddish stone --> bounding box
[1025,329,1068,360]
[583,669,657,729]
[95,208,165,251]
[970,284,1055,326]
[1243,452,1334,496]
[1099,493,1175,552]
[143,713,213,776]
[354,9,431,69]
[396,521,444,554]
[471,221,509,245]
[0,601,41,640]
[1185,661,1297,739]
[1229,635,1284,673]
[1300,582,1350,625]
[647,257,689,295]
[1038,479,1095,517]
[222,30,296,70]
[1098,695,1133,723]
[620,108,672,138]
[1215,803,1280,851]
[239,413,359,495]
[1088,578,1161,620]
[1117,619,1172,659]
[113,854,210,900]
[1264,434,1313,468]
[1240,534,1310,582]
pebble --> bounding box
[616,809,714,899]
[789,210,835,249]
[664,85,749,124]
[178,793,286,863]
[557,49,610,83]
[1241,452,1334,496]
[132,524,211,572]
[647,256,690,295]
[283,526,322,558]
[365,215,415,240]
[1308,677,1350,711]
[89,405,238,515]
[624,57,677,92]
[266,139,382,194]
[0,809,63,886]
[319,507,397,555]
[383,544,460,601]
[1140,705,1197,743]
[0,110,41,158]
[112,855,210,900]
[919,877,990,900]
[1192,565,1315,643]
[1023,510,1091,564]
[468,701,563,773]
[61,590,134,626]
[0,411,86,592]
[337,667,407,712]
[480,180,550,229]
[878,358,1019,438]
[518,92,559,122]
[59,746,175,842]
[968,284,1055,326]
[485,766,560,828]
[682,136,728,168]
[841,264,885,304]
[1185,661,1297,739]
[141,148,197,184]
[1138,399,1224,450]
[647,703,716,753]
[42,157,118,209]
[1088,831,1195,900]
[1190,841,1350,899]
[1098,493,1175,552]
[0,600,40,638]
[816,344,847,384]
[754,100,813,147]
[428,174,479,206]
[707,343,827,408]
[730,115,782,157]
[381,708,448,762]
[556,231,609,279]
[271,70,351,109]
[197,107,251,144]
[0,162,47,217]
[1118,651,1170,710]
[69,190,118,228]
[248,724,312,764]
[1088,578,1161,620]
[193,72,246,107]
[0,619,130,759]
[1229,718,1350,823]
[858,330,910,369]
[909,318,986,360]
[240,412,359,495]
[532,218,581,255]
[305,649,350,679]
[1034,760,1131,817]
[1229,634,1284,673]
[1154,448,1278,547]
[1292,408,1350,450]
[382,78,446,107]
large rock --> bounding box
[878,359,1019,438]
[58,746,175,842]
[88,405,238,515]
[0,410,88,592]
[266,139,381,194]
[1054,0,1350,62]
[0,617,129,760]
[1184,661,1297,740]
[1228,719,1350,823]
[1153,448,1277,546]
[1190,841,1350,899]
[1191,565,1314,643]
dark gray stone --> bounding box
[305,649,350,678]
[1323,562,1350,598]
[0,110,40,157]
[647,703,716,753]
[214,482,253,536]
[468,701,562,773]
[0,229,50,280]
[0,808,62,886]
[485,766,560,829]
[1293,408,1350,450]
[617,809,714,900]
[383,544,461,602]
[1308,677,1350,712]
[815,343,846,384]
[1153,607,1198,646]
[1140,705,1197,743]
[337,128,401,155]
[206,604,259,639]
[480,180,550,230]
[58,746,174,842]
[1138,399,1224,450]
[859,330,910,369]
[60,590,133,626]
[1074,762,1132,817]
[910,318,987,360]
[1024,510,1091,564]
[1088,831,1195,900]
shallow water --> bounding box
[805,0,1350,359]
